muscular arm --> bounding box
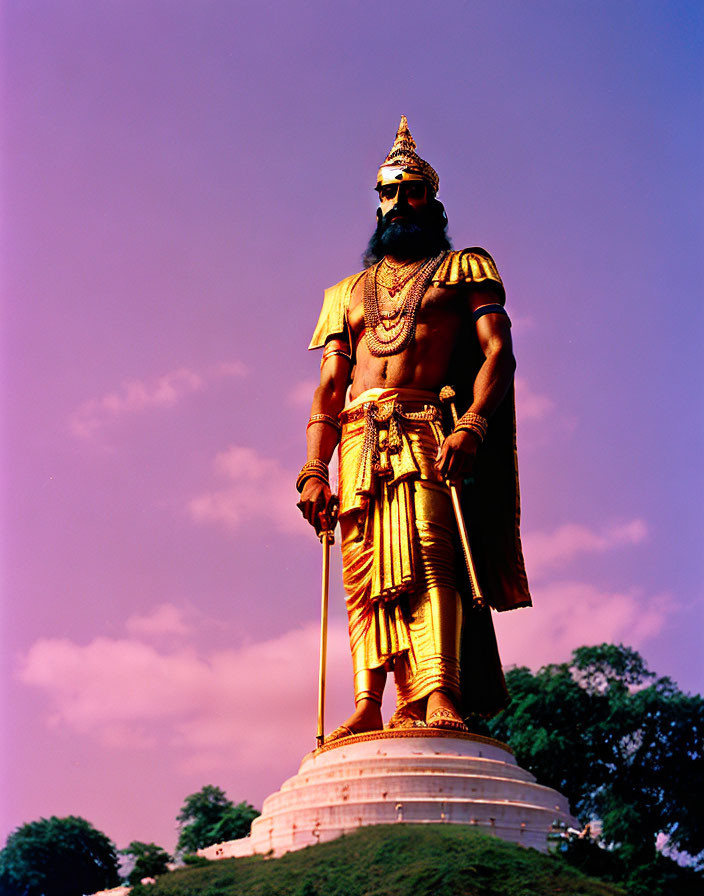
[467,305,516,418]
[298,337,352,532]
[435,289,515,481]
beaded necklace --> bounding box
[363,252,447,357]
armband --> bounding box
[472,304,510,325]
[321,337,352,369]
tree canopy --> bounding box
[0,815,120,896]
[120,840,172,885]
[487,644,704,874]
[176,785,260,854]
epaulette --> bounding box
[432,248,505,303]
[309,270,365,350]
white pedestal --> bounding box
[199,730,578,859]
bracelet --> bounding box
[321,348,352,369]
[454,410,489,442]
[296,459,330,493]
[306,413,341,433]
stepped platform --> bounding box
[199,730,578,858]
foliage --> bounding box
[0,815,120,896]
[120,840,173,885]
[559,838,701,895]
[488,644,704,877]
[182,851,211,866]
[127,824,626,896]
[210,802,262,843]
[176,785,260,854]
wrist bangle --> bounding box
[296,459,330,493]
[454,411,488,442]
[306,413,341,434]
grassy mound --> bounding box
[130,824,625,896]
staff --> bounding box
[439,386,485,610]
[316,525,335,748]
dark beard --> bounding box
[362,201,452,267]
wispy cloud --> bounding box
[523,519,648,578]
[125,604,191,639]
[514,377,555,422]
[494,581,673,672]
[19,620,352,767]
[189,445,307,536]
[288,379,317,407]
[20,580,672,770]
[69,362,247,438]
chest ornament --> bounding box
[363,251,447,357]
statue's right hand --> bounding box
[297,480,339,535]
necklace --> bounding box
[377,257,425,297]
[363,252,447,357]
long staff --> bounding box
[439,386,485,610]
[316,528,334,747]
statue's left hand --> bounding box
[435,430,480,483]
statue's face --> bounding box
[377,179,430,222]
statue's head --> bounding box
[364,116,451,267]
[375,115,439,198]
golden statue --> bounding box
[297,117,531,741]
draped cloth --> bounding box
[338,388,507,714]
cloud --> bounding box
[514,377,555,422]
[19,577,672,771]
[523,519,648,578]
[125,604,191,639]
[19,622,352,768]
[288,379,318,407]
[494,581,673,672]
[69,362,247,438]
[189,445,308,536]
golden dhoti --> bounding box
[338,388,463,708]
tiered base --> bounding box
[199,730,578,859]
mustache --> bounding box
[378,205,422,230]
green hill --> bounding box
[130,825,625,896]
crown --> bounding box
[375,116,439,195]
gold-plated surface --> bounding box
[316,530,334,748]
[338,389,463,708]
[308,250,505,351]
[376,116,440,195]
[314,727,514,756]
[439,386,485,610]
[363,252,446,357]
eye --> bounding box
[406,182,426,199]
[380,186,397,201]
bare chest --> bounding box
[348,278,463,342]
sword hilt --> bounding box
[439,385,485,610]
[439,385,459,425]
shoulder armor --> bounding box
[432,248,505,303]
[309,270,366,350]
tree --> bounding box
[210,802,261,843]
[0,815,120,896]
[488,644,704,875]
[176,785,260,854]
[120,841,172,885]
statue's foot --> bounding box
[387,702,426,729]
[324,700,383,744]
[426,707,469,731]
[324,724,358,743]
[426,690,468,732]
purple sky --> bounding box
[3,0,702,854]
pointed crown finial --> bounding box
[376,116,439,195]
